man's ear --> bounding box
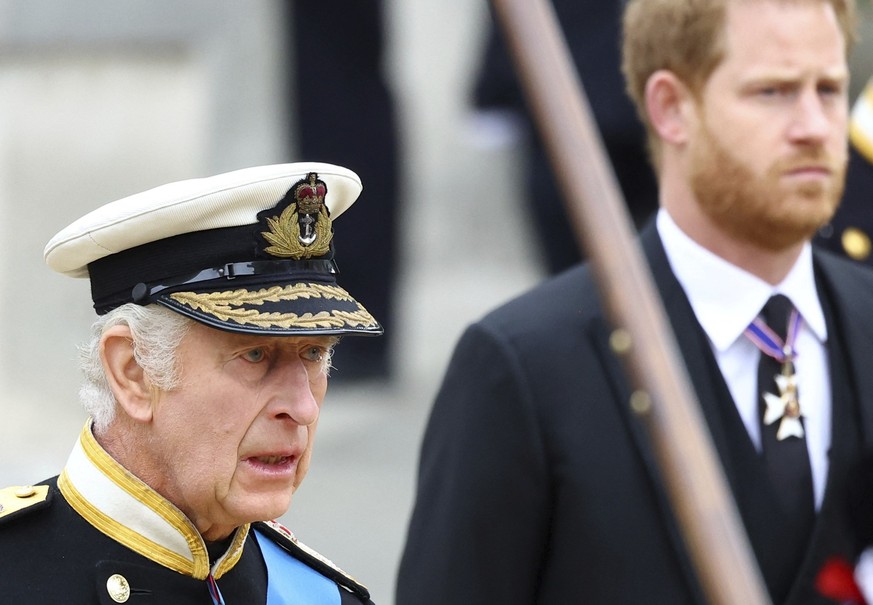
[100,325,154,423]
[645,70,696,147]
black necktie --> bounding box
[757,294,815,548]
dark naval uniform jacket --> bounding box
[0,424,374,604]
[816,78,873,264]
[397,222,873,604]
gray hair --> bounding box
[79,304,192,432]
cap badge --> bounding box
[261,172,332,259]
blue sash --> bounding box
[254,529,340,605]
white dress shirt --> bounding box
[657,209,831,508]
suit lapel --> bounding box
[585,223,731,605]
[588,231,873,603]
[814,252,873,447]
[587,314,707,604]
[596,223,743,479]
[778,251,873,605]
[639,225,741,463]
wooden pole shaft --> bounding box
[489,1,772,603]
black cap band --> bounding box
[127,258,339,308]
[87,220,338,314]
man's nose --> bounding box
[266,359,321,426]
[788,88,841,144]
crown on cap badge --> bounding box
[261,172,332,259]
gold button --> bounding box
[842,227,872,261]
[609,328,633,355]
[14,486,36,498]
[106,574,130,603]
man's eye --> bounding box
[818,83,844,97]
[753,83,798,99]
[243,348,266,363]
[758,86,787,97]
[302,346,325,362]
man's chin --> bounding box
[754,188,841,250]
[230,494,294,527]
[749,214,835,251]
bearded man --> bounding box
[397,1,873,603]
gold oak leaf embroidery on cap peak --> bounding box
[169,284,377,329]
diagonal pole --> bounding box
[488,0,772,603]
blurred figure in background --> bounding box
[470,0,658,274]
[816,77,873,264]
[285,0,401,383]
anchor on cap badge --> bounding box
[261,172,332,259]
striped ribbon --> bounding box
[744,307,802,364]
[207,574,226,605]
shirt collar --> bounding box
[657,209,827,352]
[58,421,249,580]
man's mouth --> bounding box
[787,166,830,175]
[254,455,291,465]
[242,445,304,477]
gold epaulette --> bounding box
[851,79,873,163]
[0,485,50,521]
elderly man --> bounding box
[397,1,873,604]
[0,163,380,604]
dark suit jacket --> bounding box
[396,223,873,604]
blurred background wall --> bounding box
[0,1,871,603]
[0,0,290,476]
